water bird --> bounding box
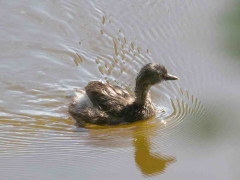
[68,63,178,125]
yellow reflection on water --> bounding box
[133,130,175,176]
[84,117,176,176]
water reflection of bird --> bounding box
[68,63,178,125]
[83,119,176,176]
[134,132,176,176]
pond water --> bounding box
[1,0,240,179]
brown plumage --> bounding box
[68,63,178,126]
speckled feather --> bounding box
[68,81,155,125]
[85,81,134,115]
[68,63,178,125]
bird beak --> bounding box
[164,74,179,80]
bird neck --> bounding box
[134,81,151,105]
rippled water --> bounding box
[1,0,240,179]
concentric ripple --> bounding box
[0,0,213,179]
[0,0,205,155]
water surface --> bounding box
[1,0,240,179]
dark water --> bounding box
[1,0,240,179]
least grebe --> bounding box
[68,63,178,125]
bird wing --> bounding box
[85,81,134,115]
